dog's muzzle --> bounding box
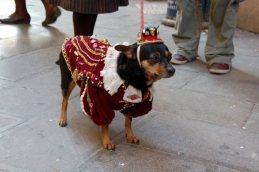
[165,65,175,78]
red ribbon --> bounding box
[140,0,144,34]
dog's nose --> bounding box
[167,67,175,76]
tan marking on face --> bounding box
[165,51,172,57]
[165,51,172,61]
[141,60,167,84]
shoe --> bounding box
[208,63,231,74]
[171,54,188,65]
[0,14,31,24]
[42,7,61,26]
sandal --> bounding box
[208,63,231,74]
[0,14,31,24]
[171,54,188,65]
[42,7,61,26]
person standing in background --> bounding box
[171,0,242,74]
[0,0,61,26]
[47,0,129,36]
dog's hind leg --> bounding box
[58,52,76,127]
[125,116,139,144]
[59,80,76,127]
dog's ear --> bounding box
[114,44,130,52]
[115,44,134,59]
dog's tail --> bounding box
[55,60,60,65]
[55,52,62,65]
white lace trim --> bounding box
[100,45,147,103]
[100,47,123,95]
[80,83,89,116]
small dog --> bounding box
[57,27,175,150]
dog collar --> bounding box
[137,45,142,66]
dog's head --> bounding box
[115,42,175,92]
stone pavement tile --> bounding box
[182,30,259,103]
[0,164,29,172]
[0,1,15,18]
[17,68,61,106]
[0,78,15,89]
[245,103,259,134]
[78,144,206,172]
[0,24,65,41]
[0,67,70,120]
[129,111,259,172]
[0,97,137,172]
[153,69,200,91]
[136,0,167,15]
[0,32,65,58]
[0,46,60,81]
[233,54,259,77]
[182,68,259,103]
[0,109,87,172]
[0,113,24,134]
[0,68,62,120]
[0,85,52,120]
[152,88,254,128]
[172,59,209,74]
[234,29,259,57]
[0,25,31,39]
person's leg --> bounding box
[0,0,30,24]
[205,0,239,74]
[172,0,203,64]
[73,12,98,36]
[41,0,61,26]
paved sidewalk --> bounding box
[0,0,259,172]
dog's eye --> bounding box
[167,55,172,62]
[165,52,172,62]
[150,54,160,62]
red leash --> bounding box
[140,0,144,33]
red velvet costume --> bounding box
[62,36,152,125]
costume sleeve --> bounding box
[121,96,153,118]
[87,83,115,125]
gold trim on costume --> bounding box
[76,37,104,62]
[71,40,97,67]
[80,36,106,58]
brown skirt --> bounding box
[47,0,129,14]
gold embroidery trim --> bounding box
[80,36,105,57]
[71,40,97,67]
[76,37,103,62]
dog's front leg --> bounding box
[125,116,139,144]
[101,125,115,150]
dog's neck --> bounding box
[101,46,151,96]
[117,52,150,93]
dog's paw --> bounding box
[126,134,140,144]
[102,140,115,150]
[59,119,67,127]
